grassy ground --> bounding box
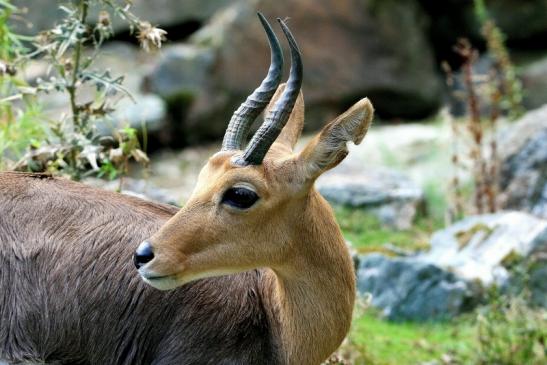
[331,203,475,365]
[332,206,475,365]
[346,311,474,365]
[332,202,546,365]
[334,207,442,254]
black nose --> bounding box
[134,241,154,269]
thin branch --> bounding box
[67,0,89,131]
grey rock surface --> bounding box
[420,211,547,285]
[357,212,547,320]
[164,0,443,141]
[84,177,178,206]
[144,45,215,101]
[499,105,547,219]
[13,0,447,145]
[483,0,547,43]
[357,253,477,321]
[520,56,547,110]
[104,94,167,134]
[420,0,547,55]
[12,0,235,34]
[529,264,547,308]
[317,166,423,229]
[504,225,547,308]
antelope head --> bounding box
[134,13,373,291]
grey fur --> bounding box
[0,173,280,365]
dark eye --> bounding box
[221,186,259,209]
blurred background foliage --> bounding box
[1,0,546,364]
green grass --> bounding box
[340,310,475,365]
[332,195,475,364]
[337,297,547,365]
[334,206,441,254]
[0,101,46,169]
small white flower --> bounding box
[137,22,167,52]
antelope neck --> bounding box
[261,191,356,365]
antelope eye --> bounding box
[221,186,259,209]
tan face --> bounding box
[132,14,375,291]
[136,149,305,290]
[134,95,373,291]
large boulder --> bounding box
[144,45,215,101]
[483,0,547,44]
[317,167,423,230]
[420,211,547,285]
[150,0,443,142]
[448,51,547,117]
[419,0,547,64]
[520,56,547,111]
[12,0,235,35]
[357,211,547,320]
[142,44,216,144]
[84,177,178,206]
[498,105,547,218]
[357,253,478,321]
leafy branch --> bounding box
[1,0,167,180]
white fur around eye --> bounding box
[231,182,257,193]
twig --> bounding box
[67,0,89,131]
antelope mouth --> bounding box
[140,271,182,291]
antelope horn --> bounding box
[237,18,303,166]
[221,13,284,151]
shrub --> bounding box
[472,294,546,365]
[0,0,166,180]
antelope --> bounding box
[0,14,373,365]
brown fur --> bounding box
[0,172,278,364]
[0,91,373,365]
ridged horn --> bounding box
[237,18,303,165]
[221,13,284,151]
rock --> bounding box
[142,44,216,144]
[357,253,478,321]
[128,145,218,204]
[29,43,169,144]
[529,263,547,308]
[503,226,547,308]
[108,94,167,134]
[93,43,168,136]
[357,212,547,320]
[520,56,547,110]
[419,0,547,64]
[483,0,547,44]
[317,167,423,229]
[498,105,547,218]
[144,45,215,101]
[156,0,443,142]
[12,0,235,35]
[420,211,547,286]
[84,177,178,206]
[346,240,360,272]
[447,53,497,117]
[448,51,547,117]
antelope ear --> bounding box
[297,98,373,180]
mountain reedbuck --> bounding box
[0,14,373,365]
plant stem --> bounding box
[486,69,501,213]
[68,0,89,131]
[458,39,485,214]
